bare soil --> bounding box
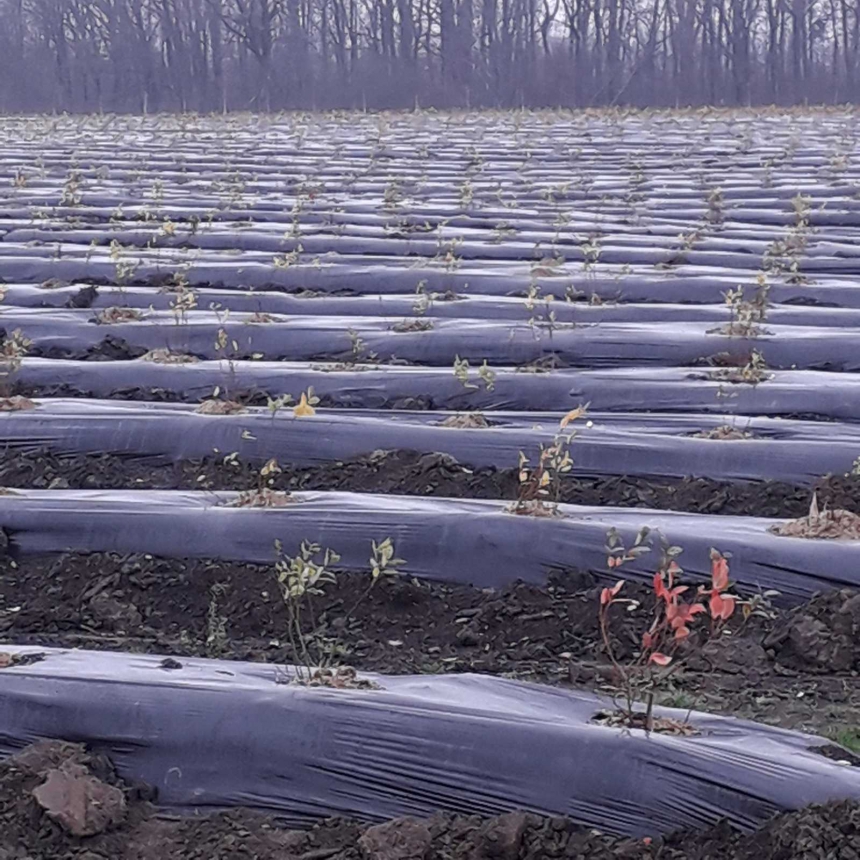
[2,449,859,520]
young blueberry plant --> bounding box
[226,459,294,508]
[598,529,739,733]
[0,329,34,409]
[274,537,405,686]
[509,406,587,515]
[169,281,197,326]
[453,356,496,392]
[713,274,771,338]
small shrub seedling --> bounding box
[346,327,376,363]
[710,350,771,385]
[169,285,197,326]
[274,537,405,685]
[597,529,740,733]
[713,276,771,337]
[210,305,242,398]
[706,187,725,224]
[453,356,496,392]
[224,459,295,508]
[0,329,32,407]
[267,393,294,418]
[509,406,587,516]
[205,582,230,657]
[273,247,302,270]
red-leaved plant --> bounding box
[598,527,738,732]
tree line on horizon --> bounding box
[1,0,858,113]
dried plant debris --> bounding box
[301,666,381,690]
[94,307,144,325]
[0,396,37,412]
[0,652,45,669]
[223,489,295,508]
[690,425,752,440]
[592,710,700,736]
[38,278,68,291]
[506,499,562,517]
[140,348,198,364]
[515,354,566,373]
[439,412,491,429]
[392,319,434,332]
[195,399,247,415]
[771,495,860,540]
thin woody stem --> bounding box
[600,603,634,719]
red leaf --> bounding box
[668,602,706,632]
[642,630,654,650]
[673,624,690,640]
[649,652,672,666]
[600,579,624,605]
[710,550,730,592]
[653,572,668,602]
[709,591,736,621]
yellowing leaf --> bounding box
[560,404,588,429]
[261,457,281,476]
[293,392,316,417]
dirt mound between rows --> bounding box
[0,741,858,859]
[764,587,860,672]
[4,449,860,521]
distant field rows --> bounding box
[1,111,859,591]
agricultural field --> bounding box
[0,109,859,858]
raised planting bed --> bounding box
[14,282,860,328]
[7,308,860,369]
[13,358,860,421]
[2,400,860,484]
[0,489,859,600]
[0,647,858,837]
